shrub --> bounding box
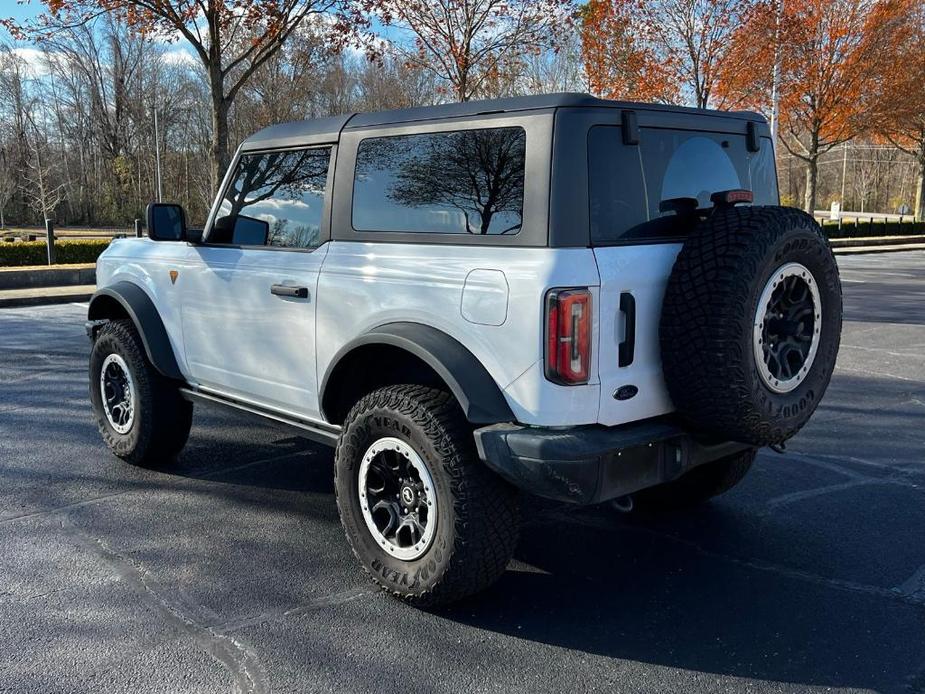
[0,239,111,267]
[821,219,925,239]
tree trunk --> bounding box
[803,157,818,214]
[457,69,468,102]
[208,62,230,193]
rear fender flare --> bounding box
[320,322,514,425]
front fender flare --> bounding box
[87,281,183,381]
[320,322,514,425]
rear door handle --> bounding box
[270,284,308,299]
[619,292,636,367]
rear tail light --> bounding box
[545,288,591,385]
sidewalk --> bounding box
[0,285,95,308]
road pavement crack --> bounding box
[0,491,135,525]
[213,586,371,633]
[60,517,270,694]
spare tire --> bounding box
[660,206,842,446]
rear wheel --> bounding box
[89,319,192,466]
[632,448,757,512]
[334,385,519,607]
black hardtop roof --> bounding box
[240,93,766,151]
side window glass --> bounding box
[212,147,331,248]
[353,127,526,235]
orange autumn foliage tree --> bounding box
[869,0,925,219]
[4,0,365,189]
[579,0,672,102]
[717,0,907,212]
[580,0,751,107]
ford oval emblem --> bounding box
[614,385,639,401]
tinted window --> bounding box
[749,137,779,205]
[589,127,779,244]
[211,147,331,248]
[353,127,526,235]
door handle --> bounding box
[619,292,635,367]
[270,284,309,299]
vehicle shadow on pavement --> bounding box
[84,395,924,694]
[439,494,925,693]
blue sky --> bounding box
[1,2,399,44]
[2,2,40,41]
[3,1,40,23]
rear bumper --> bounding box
[473,418,751,505]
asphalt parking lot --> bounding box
[1,251,923,694]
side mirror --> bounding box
[212,214,270,246]
[231,215,269,246]
[146,203,187,241]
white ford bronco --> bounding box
[86,94,842,606]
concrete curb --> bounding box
[0,237,920,309]
[833,243,925,255]
[0,264,96,290]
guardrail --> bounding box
[814,210,917,222]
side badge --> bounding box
[169,270,179,285]
[613,385,639,401]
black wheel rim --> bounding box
[100,353,135,433]
[358,437,437,560]
[753,262,822,393]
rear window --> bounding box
[589,126,779,244]
[352,127,526,236]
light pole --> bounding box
[153,103,163,203]
[769,0,783,149]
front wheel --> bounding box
[334,385,519,607]
[89,319,193,466]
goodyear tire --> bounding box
[660,207,842,446]
[334,385,519,607]
[89,319,193,465]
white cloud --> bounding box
[162,48,197,68]
[11,47,51,77]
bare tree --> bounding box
[22,114,66,222]
[15,0,366,189]
[372,0,573,101]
